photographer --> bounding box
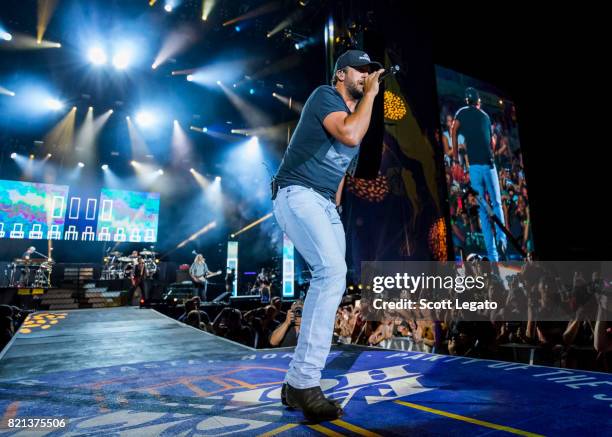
[269,301,303,347]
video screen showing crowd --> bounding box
[435,66,533,261]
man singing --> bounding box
[272,49,384,421]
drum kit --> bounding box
[7,248,54,288]
[101,249,158,280]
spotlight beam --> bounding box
[0,85,16,96]
[218,83,271,129]
[202,0,217,21]
[44,107,76,154]
[172,121,194,164]
[152,26,197,70]
[126,117,151,157]
[178,221,217,247]
[231,213,273,238]
[171,68,196,76]
[160,221,218,260]
[74,106,95,154]
[94,109,114,131]
[1,33,61,49]
[273,92,304,113]
[191,127,236,142]
[266,10,303,38]
[182,60,249,88]
[37,0,59,44]
[232,121,296,143]
[247,54,301,83]
[223,2,280,26]
[190,168,210,188]
[102,166,122,188]
[74,108,113,161]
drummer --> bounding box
[22,246,36,260]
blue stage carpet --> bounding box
[0,308,610,436]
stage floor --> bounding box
[0,308,610,436]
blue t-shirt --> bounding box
[274,85,360,200]
[455,105,494,166]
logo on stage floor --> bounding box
[2,357,433,436]
[5,351,608,435]
[19,313,67,334]
[227,363,432,409]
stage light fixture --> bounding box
[135,111,155,127]
[46,98,63,111]
[87,46,107,65]
[112,48,132,70]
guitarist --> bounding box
[131,256,149,305]
[189,254,210,300]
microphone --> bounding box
[378,65,400,82]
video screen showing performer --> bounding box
[435,66,533,261]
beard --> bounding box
[346,79,364,99]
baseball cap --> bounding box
[334,50,383,73]
[465,87,480,104]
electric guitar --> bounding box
[193,270,222,283]
[131,265,147,287]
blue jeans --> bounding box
[273,185,347,389]
[192,279,207,301]
[469,164,506,261]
